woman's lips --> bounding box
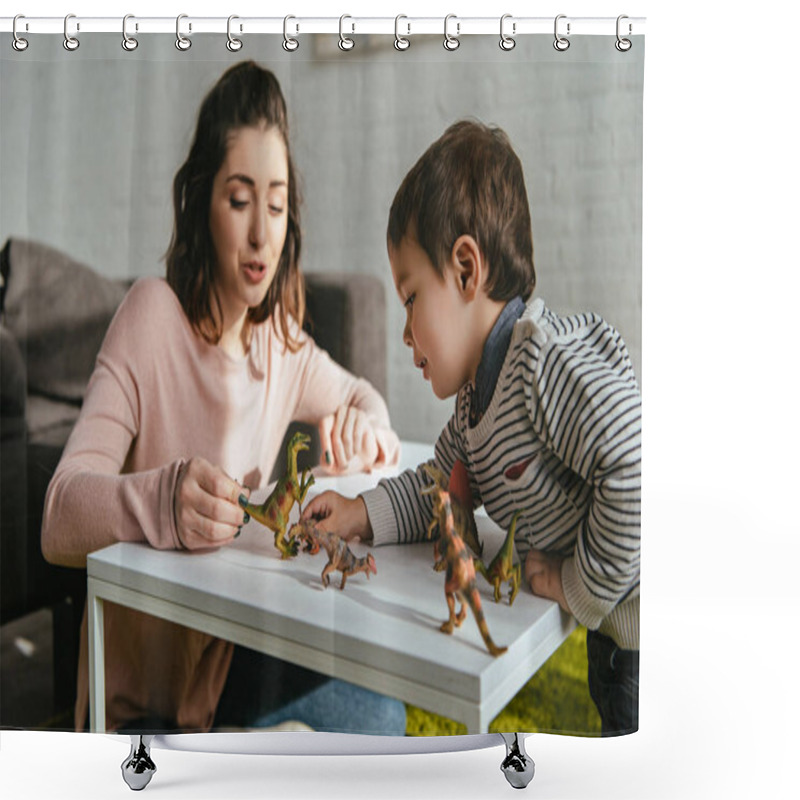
[243,262,267,284]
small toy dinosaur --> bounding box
[422,461,483,561]
[474,511,522,606]
[239,431,315,559]
[289,519,377,590]
[423,485,507,657]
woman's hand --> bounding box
[174,457,250,550]
[301,490,372,544]
[525,549,570,613]
[318,405,380,473]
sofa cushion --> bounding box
[1,238,129,404]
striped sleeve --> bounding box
[527,318,641,630]
[361,408,470,546]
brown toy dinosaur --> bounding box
[422,461,483,562]
[289,519,377,590]
[239,431,315,559]
[474,510,523,606]
[423,484,507,657]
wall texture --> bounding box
[1,33,643,443]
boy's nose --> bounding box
[402,318,413,347]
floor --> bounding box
[0,608,72,730]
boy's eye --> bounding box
[404,293,416,309]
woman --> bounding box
[42,61,404,735]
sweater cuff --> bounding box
[164,458,186,551]
[561,556,609,632]
[361,485,399,547]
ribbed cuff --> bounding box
[166,458,186,550]
[360,485,399,547]
[561,556,609,632]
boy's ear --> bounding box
[450,235,484,301]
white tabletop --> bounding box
[88,441,574,732]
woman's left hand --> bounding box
[318,405,380,473]
[525,550,570,613]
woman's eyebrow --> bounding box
[225,174,287,189]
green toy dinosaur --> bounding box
[474,510,522,606]
[238,431,315,559]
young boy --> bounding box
[304,120,641,736]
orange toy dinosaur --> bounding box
[423,484,507,658]
[289,519,377,590]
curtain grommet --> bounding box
[283,15,299,52]
[12,15,29,52]
[63,13,80,51]
[338,15,355,51]
[499,14,516,51]
[615,15,632,52]
[553,14,570,52]
[122,14,139,51]
[394,15,410,51]
[175,14,191,51]
[226,15,243,52]
[443,14,460,51]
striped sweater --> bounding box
[362,296,641,650]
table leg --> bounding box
[87,584,106,732]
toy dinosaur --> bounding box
[474,510,522,606]
[289,519,377,590]
[423,485,507,657]
[422,461,483,561]
[238,431,315,559]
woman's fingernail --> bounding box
[243,512,250,524]
[324,450,331,465]
[235,527,242,539]
[238,494,249,508]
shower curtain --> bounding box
[0,22,643,742]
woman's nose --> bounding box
[250,205,267,249]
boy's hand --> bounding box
[525,550,570,613]
[318,406,380,473]
[302,490,373,544]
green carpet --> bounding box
[405,626,601,736]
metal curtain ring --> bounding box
[283,15,299,52]
[553,14,570,51]
[227,15,243,52]
[122,14,138,51]
[339,15,354,51]
[499,14,516,51]
[12,15,29,52]
[443,14,460,51]
[175,14,191,51]
[394,15,410,51]
[615,14,632,52]
[63,13,80,51]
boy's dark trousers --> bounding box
[586,630,639,736]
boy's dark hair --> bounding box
[166,61,305,351]
[387,120,535,301]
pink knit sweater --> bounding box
[41,277,399,731]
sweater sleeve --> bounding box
[361,408,470,546]
[527,320,641,630]
[290,329,400,468]
[41,282,185,568]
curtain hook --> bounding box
[12,15,29,52]
[615,15,632,52]
[499,14,516,51]
[175,14,191,51]
[283,15,299,52]
[443,14,460,51]
[227,15,243,51]
[339,14,355,51]
[394,15,410,51]
[122,14,138,51]
[553,14,570,52]
[63,13,80,51]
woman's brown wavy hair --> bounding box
[166,61,305,351]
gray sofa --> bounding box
[0,237,386,722]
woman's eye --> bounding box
[230,198,248,209]
[268,205,285,215]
